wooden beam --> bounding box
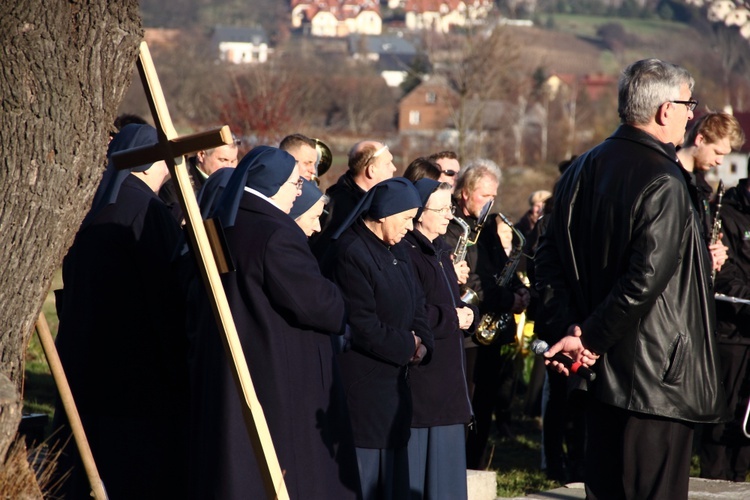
[36,313,109,500]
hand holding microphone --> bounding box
[531,338,597,382]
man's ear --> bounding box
[655,102,670,126]
[695,133,705,146]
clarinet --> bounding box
[710,180,725,283]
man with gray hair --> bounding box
[443,158,530,469]
[535,59,727,498]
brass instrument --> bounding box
[474,213,526,346]
[453,216,478,304]
[311,138,332,186]
[710,180,725,282]
[452,200,494,304]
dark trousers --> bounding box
[585,399,694,500]
[543,369,586,482]
[700,342,750,481]
[464,345,517,469]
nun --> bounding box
[53,123,190,499]
[187,146,360,500]
[321,177,434,500]
[290,178,328,238]
[403,178,478,500]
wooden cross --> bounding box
[111,41,289,500]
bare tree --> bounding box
[429,25,522,161]
[0,0,141,490]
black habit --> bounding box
[187,190,360,499]
[322,220,433,449]
[54,174,189,500]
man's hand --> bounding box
[709,236,728,271]
[411,332,426,364]
[544,325,600,376]
[454,260,470,285]
[456,306,474,330]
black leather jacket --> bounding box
[535,125,727,423]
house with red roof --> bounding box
[291,0,382,37]
[403,0,494,33]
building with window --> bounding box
[398,76,458,132]
[292,0,382,37]
[212,26,270,64]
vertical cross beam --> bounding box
[111,41,289,500]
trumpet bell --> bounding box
[314,138,332,178]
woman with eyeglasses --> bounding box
[402,177,479,499]
[187,146,361,500]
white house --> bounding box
[212,26,269,64]
[404,0,494,33]
[292,0,382,37]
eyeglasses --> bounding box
[364,144,389,166]
[423,205,455,215]
[441,169,457,177]
[287,177,304,190]
[670,99,698,112]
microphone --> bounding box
[530,339,596,382]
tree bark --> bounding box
[0,0,142,490]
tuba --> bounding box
[474,213,526,346]
[311,138,332,186]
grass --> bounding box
[489,415,562,497]
[549,13,693,40]
[22,270,61,420]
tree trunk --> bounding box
[0,0,142,491]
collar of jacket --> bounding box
[350,218,405,271]
[328,170,366,198]
[405,230,436,255]
[608,124,679,163]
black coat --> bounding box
[54,175,189,499]
[403,230,476,427]
[159,157,207,222]
[311,170,366,260]
[322,220,433,449]
[187,192,360,499]
[714,179,750,344]
[535,124,727,423]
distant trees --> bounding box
[429,25,523,161]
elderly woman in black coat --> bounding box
[322,177,434,500]
[403,179,478,499]
[187,146,360,500]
